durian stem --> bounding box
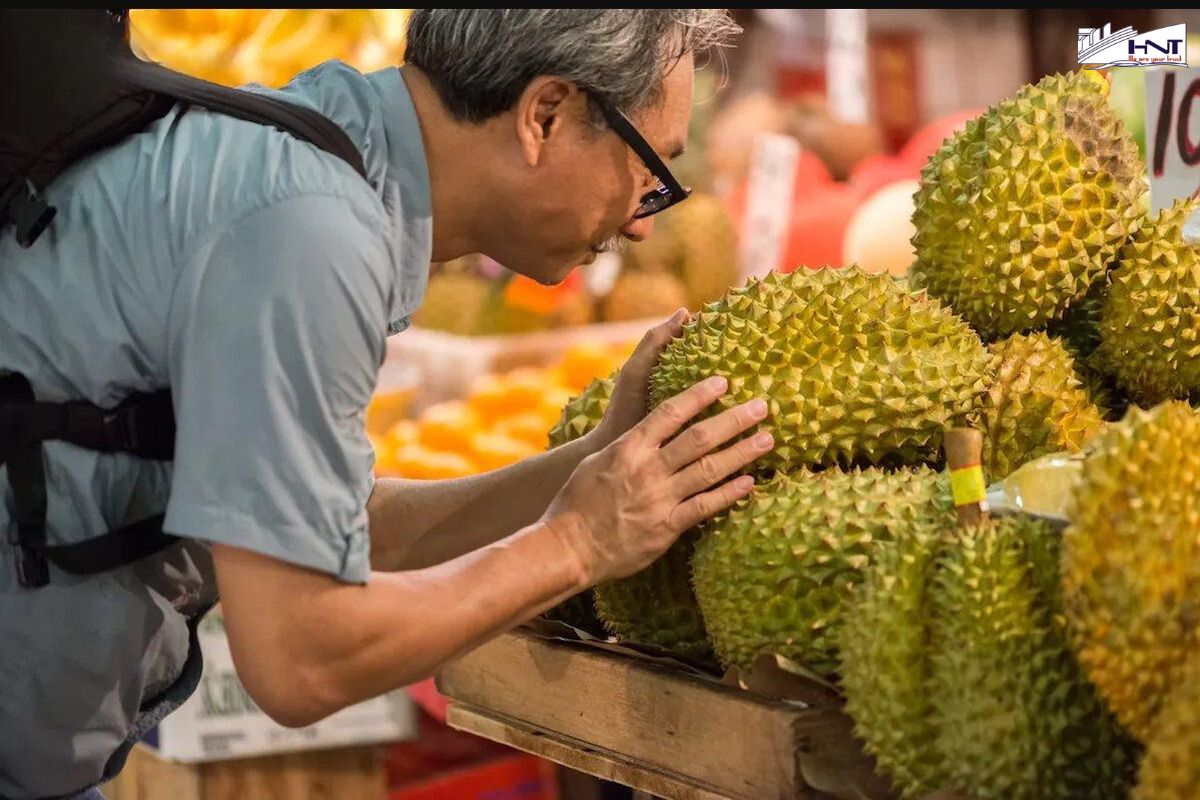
[943,427,990,527]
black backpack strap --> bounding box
[38,513,178,576]
[1,374,179,587]
[119,59,368,181]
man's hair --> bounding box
[404,10,740,124]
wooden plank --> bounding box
[107,747,202,800]
[106,744,386,800]
[437,631,879,800]
[447,704,733,800]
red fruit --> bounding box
[898,109,984,170]
[779,183,862,272]
[848,154,920,198]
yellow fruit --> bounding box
[393,445,478,480]
[559,342,621,392]
[386,420,419,449]
[470,433,539,472]
[602,270,690,322]
[365,388,414,438]
[417,401,480,454]
[494,413,553,450]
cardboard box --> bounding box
[142,608,418,763]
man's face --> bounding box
[496,52,695,285]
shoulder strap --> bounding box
[119,59,368,181]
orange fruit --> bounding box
[365,387,415,437]
[417,401,480,454]
[494,413,554,450]
[559,342,619,392]
[393,445,479,480]
[470,433,540,472]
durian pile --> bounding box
[540,69,1200,800]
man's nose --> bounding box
[620,215,655,243]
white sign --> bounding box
[826,9,870,124]
[1078,23,1187,69]
[1145,67,1200,237]
[739,133,800,279]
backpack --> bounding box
[0,9,370,588]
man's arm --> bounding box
[366,432,596,570]
[215,376,771,727]
[367,313,689,571]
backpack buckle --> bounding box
[102,405,141,452]
[8,526,49,588]
[10,181,57,248]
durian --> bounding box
[841,516,1137,800]
[650,267,991,470]
[1133,654,1200,800]
[1062,401,1200,741]
[911,71,1144,337]
[839,526,943,797]
[546,374,614,449]
[929,518,1137,800]
[692,468,953,678]
[593,530,712,662]
[1098,197,1200,405]
[624,192,740,310]
[977,332,1104,480]
[545,375,710,659]
[601,269,690,322]
[411,258,493,335]
[542,376,615,635]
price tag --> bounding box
[825,8,870,125]
[1145,67,1200,237]
[739,133,800,279]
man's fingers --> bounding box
[634,375,729,445]
[669,475,756,531]
[671,431,773,498]
[659,398,769,472]
[619,307,689,386]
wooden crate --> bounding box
[106,745,387,800]
[436,631,894,800]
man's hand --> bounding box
[543,373,772,585]
[589,307,690,450]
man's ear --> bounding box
[515,77,576,167]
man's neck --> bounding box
[400,65,497,262]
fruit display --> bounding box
[129,9,409,88]
[520,66,1200,798]
[650,267,990,470]
[910,71,1144,338]
[976,332,1104,481]
[368,342,633,480]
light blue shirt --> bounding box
[0,62,432,798]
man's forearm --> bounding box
[214,518,589,727]
[367,430,599,570]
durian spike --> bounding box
[943,427,989,526]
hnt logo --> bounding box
[1078,23,1187,68]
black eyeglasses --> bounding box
[587,91,691,219]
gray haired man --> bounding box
[0,10,772,799]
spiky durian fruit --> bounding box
[601,269,690,322]
[929,518,1137,800]
[692,468,953,678]
[542,376,615,636]
[1098,197,1200,405]
[1133,654,1200,800]
[841,516,1138,800]
[839,527,944,798]
[977,332,1105,480]
[546,375,710,659]
[1062,401,1200,741]
[593,530,712,662]
[546,374,614,449]
[650,267,991,470]
[911,71,1145,337]
[411,259,494,335]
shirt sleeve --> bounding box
[163,194,391,584]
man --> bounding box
[0,10,770,799]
